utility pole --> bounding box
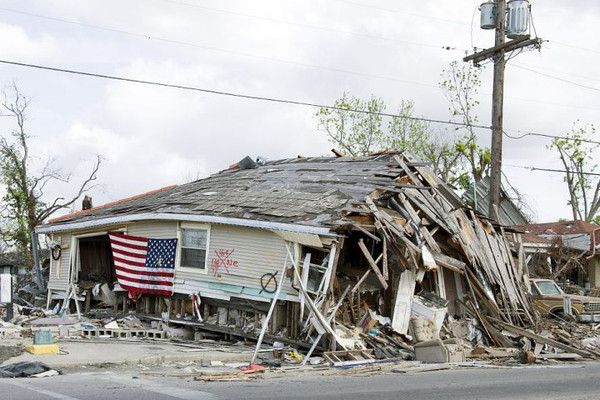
[464,0,541,221]
[489,0,507,222]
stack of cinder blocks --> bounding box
[80,328,166,339]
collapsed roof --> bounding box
[41,153,433,232]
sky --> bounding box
[0,0,599,223]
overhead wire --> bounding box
[509,62,600,83]
[470,4,479,51]
[0,58,489,129]
[1,57,598,149]
[551,40,600,56]
[503,129,600,145]
[505,164,600,177]
[509,63,600,93]
[0,7,450,90]
[3,7,599,112]
[332,0,470,26]
[158,0,464,51]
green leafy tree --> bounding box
[439,61,491,187]
[315,94,384,157]
[549,122,600,222]
[315,93,462,183]
[0,84,101,259]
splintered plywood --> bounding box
[273,231,323,248]
[392,269,417,335]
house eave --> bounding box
[36,212,338,237]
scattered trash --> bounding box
[0,362,60,378]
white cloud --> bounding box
[0,22,59,61]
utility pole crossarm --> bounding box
[463,37,542,65]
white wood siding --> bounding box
[47,234,72,292]
[174,224,295,297]
[47,221,302,302]
[126,221,178,239]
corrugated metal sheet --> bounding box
[464,176,529,226]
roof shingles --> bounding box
[43,155,402,230]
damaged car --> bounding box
[530,278,600,322]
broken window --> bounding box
[180,228,208,270]
[301,246,330,294]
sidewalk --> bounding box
[1,338,254,369]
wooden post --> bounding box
[489,0,507,221]
[250,250,290,365]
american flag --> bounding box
[109,232,177,296]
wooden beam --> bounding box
[382,236,389,281]
[351,223,381,242]
[351,270,371,294]
[491,319,593,358]
[464,37,542,65]
[358,239,388,290]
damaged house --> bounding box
[515,221,600,290]
[36,153,536,355]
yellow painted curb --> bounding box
[24,344,59,355]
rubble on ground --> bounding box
[4,154,600,376]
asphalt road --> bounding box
[3,363,600,400]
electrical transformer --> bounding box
[480,1,497,30]
[506,0,530,39]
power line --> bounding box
[505,164,600,177]
[510,63,600,93]
[332,0,470,26]
[2,57,599,148]
[3,7,598,113]
[551,40,600,56]
[0,58,487,129]
[503,130,600,146]
[0,7,446,90]
[510,62,600,83]
[158,0,464,51]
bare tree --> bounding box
[0,83,101,258]
[548,121,600,222]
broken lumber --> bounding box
[358,239,388,290]
[490,319,594,358]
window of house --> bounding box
[180,228,208,270]
[301,246,330,294]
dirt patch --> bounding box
[0,345,23,364]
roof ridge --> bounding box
[47,184,178,224]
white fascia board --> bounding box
[522,243,552,250]
[36,212,337,237]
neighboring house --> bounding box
[514,221,600,288]
[0,251,48,276]
[463,176,529,226]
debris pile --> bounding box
[290,154,598,365]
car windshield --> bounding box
[535,281,563,295]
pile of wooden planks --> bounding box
[346,154,537,345]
